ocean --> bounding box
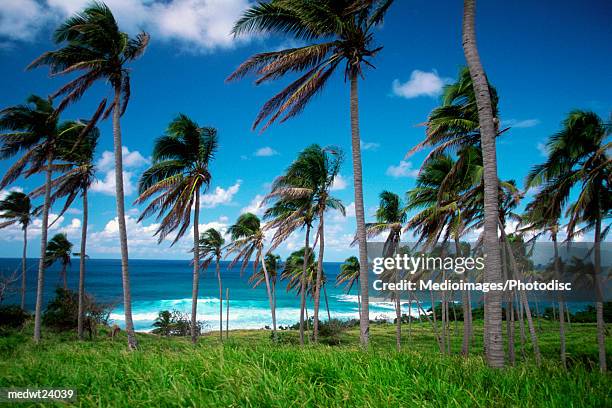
[1,258,405,332]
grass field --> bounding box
[0,321,610,407]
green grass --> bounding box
[0,322,610,407]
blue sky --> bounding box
[0,0,610,261]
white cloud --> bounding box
[91,169,136,196]
[254,146,279,157]
[331,202,354,222]
[0,212,81,242]
[360,140,380,151]
[241,194,265,216]
[330,174,347,191]
[386,160,419,178]
[0,0,254,52]
[0,0,48,42]
[92,146,148,196]
[97,146,149,172]
[201,180,241,208]
[503,118,541,128]
[536,142,548,157]
[392,70,448,99]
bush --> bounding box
[151,310,207,337]
[0,305,29,333]
[318,319,350,345]
[42,288,113,332]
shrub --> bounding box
[0,305,29,333]
[151,310,207,337]
[42,288,113,332]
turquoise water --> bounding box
[1,258,405,331]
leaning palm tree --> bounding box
[250,253,282,328]
[267,145,344,341]
[30,121,99,340]
[135,114,218,344]
[526,110,610,373]
[520,187,567,367]
[461,0,505,368]
[282,247,319,329]
[337,256,361,317]
[364,191,406,351]
[226,213,277,334]
[228,0,395,347]
[0,192,33,309]
[44,233,73,289]
[0,95,64,342]
[199,228,225,341]
[29,2,150,350]
[263,197,315,345]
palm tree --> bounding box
[520,187,567,367]
[199,228,225,341]
[462,0,505,368]
[365,191,406,351]
[44,233,73,289]
[337,256,361,317]
[135,114,218,344]
[263,197,315,345]
[282,247,320,330]
[526,110,610,372]
[226,213,277,334]
[152,310,173,336]
[228,1,395,347]
[0,95,64,342]
[30,121,99,340]
[250,253,282,329]
[29,2,150,350]
[0,192,33,309]
[267,145,344,341]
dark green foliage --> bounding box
[151,310,206,337]
[0,305,29,333]
[42,288,111,332]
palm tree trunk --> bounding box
[552,233,566,369]
[191,187,201,344]
[260,250,277,335]
[77,189,88,340]
[457,238,470,356]
[299,224,311,346]
[462,0,504,368]
[216,257,222,341]
[407,298,412,340]
[594,216,607,372]
[313,209,325,342]
[350,74,369,348]
[501,230,541,365]
[501,242,515,364]
[357,287,362,319]
[516,291,526,360]
[33,150,53,343]
[20,226,27,310]
[395,295,401,352]
[430,289,442,353]
[113,84,137,350]
[324,285,331,322]
[410,292,442,350]
[534,294,541,332]
[226,287,230,339]
[62,264,67,290]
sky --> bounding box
[0,0,610,261]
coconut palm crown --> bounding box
[227,0,394,131]
[135,114,218,243]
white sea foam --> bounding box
[111,295,426,331]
